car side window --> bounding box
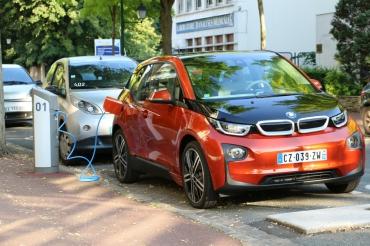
[140,63,180,101]
[130,65,153,101]
[51,64,66,96]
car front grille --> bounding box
[256,120,294,136]
[297,116,329,133]
[261,170,337,185]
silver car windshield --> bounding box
[3,67,33,85]
[69,61,136,89]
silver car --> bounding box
[44,56,137,164]
[3,64,39,124]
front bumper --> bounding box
[202,120,365,191]
[4,100,33,124]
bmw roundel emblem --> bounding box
[286,112,297,119]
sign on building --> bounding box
[176,13,234,34]
[94,39,121,56]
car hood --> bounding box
[70,88,122,109]
[195,93,343,124]
[4,84,35,100]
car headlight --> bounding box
[331,110,347,127]
[346,131,362,149]
[208,118,251,136]
[71,96,102,115]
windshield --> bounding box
[69,60,137,89]
[3,66,34,85]
[183,53,316,100]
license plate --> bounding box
[5,106,27,112]
[277,149,327,164]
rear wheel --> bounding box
[112,129,138,183]
[325,178,360,193]
[182,141,218,209]
[362,107,370,135]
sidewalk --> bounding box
[0,149,240,245]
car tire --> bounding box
[325,178,360,193]
[362,107,370,135]
[59,125,77,165]
[112,129,138,183]
[181,141,218,209]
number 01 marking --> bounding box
[35,102,47,112]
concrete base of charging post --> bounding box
[32,87,60,173]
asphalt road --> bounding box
[5,123,370,245]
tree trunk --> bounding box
[257,0,266,50]
[160,0,174,55]
[0,33,8,156]
[110,6,117,56]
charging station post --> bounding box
[32,87,59,173]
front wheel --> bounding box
[182,141,218,209]
[325,178,360,193]
[59,127,76,165]
[112,129,138,183]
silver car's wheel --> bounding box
[59,131,75,165]
[182,141,218,208]
[112,129,138,183]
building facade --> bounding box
[172,0,338,59]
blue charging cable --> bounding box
[55,110,105,182]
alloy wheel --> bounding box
[364,109,370,133]
[59,132,72,160]
[183,148,205,204]
[113,132,128,179]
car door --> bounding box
[139,62,185,171]
[122,64,153,158]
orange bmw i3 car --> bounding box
[104,51,365,208]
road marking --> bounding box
[267,204,370,234]
[365,185,370,190]
[351,191,363,194]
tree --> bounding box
[159,0,174,55]
[257,0,266,50]
[0,33,7,156]
[0,0,103,67]
[331,0,370,85]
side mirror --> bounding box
[104,96,124,115]
[310,79,324,91]
[147,89,173,104]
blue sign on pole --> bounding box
[94,39,121,56]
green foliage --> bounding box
[302,67,361,96]
[125,19,161,60]
[331,0,370,86]
[324,70,361,96]
[0,0,105,66]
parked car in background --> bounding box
[44,56,137,164]
[2,64,40,124]
[104,51,365,208]
[360,82,370,135]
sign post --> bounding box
[94,39,121,56]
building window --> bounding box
[186,0,192,12]
[215,45,223,51]
[206,0,214,7]
[226,44,234,50]
[226,33,234,43]
[205,46,213,52]
[226,0,233,3]
[205,36,213,45]
[216,0,223,5]
[196,0,202,9]
[195,37,202,46]
[178,0,184,13]
[215,35,223,44]
[195,48,202,52]
[186,38,193,47]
